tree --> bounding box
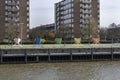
[82,16,99,40]
[99,27,107,41]
[29,26,46,40]
[56,24,72,41]
[47,32,55,39]
[7,21,19,43]
[106,23,120,42]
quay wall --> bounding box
[0,47,120,63]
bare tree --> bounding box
[82,16,99,40]
[7,21,19,43]
[99,27,107,41]
[56,24,72,42]
[29,26,46,40]
[47,31,55,40]
[106,23,120,42]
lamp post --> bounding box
[15,1,24,44]
[19,23,24,44]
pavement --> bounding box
[0,44,120,49]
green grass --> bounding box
[0,43,120,49]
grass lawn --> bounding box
[0,43,120,49]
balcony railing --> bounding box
[82,1,91,4]
[7,2,16,5]
[7,14,18,17]
[7,8,18,12]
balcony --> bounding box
[83,10,91,14]
[80,15,84,18]
[7,13,18,17]
[7,8,18,12]
[82,1,91,4]
[84,6,91,9]
[7,2,16,6]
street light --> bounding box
[15,3,24,44]
[19,23,24,44]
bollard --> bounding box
[48,49,51,62]
[0,49,3,64]
[36,56,39,62]
[24,49,27,63]
[70,49,72,61]
[91,48,93,61]
[111,47,113,60]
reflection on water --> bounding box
[0,61,120,80]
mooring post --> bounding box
[111,47,113,60]
[36,49,39,62]
[24,49,27,63]
[36,55,39,62]
[91,48,93,61]
[70,48,72,61]
[0,49,3,64]
[48,49,51,62]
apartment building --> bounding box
[55,0,100,39]
[41,23,55,33]
[0,0,29,40]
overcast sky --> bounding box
[30,0,120,28]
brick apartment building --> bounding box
[0,0,29,40]
[55,0,100,39]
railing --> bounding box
[7,2,16,6]
[7,8,18,12]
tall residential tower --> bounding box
[55,0,100,39]
[0,0,29,40]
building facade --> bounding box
[55,0,100,39]
[41,23,55,33]
[0,0,29,40]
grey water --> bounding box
[0,61,120,80]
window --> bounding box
[27,7,29,10]
[5,0,8,4]
[27,1,29,5]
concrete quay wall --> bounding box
[0,47,120,63]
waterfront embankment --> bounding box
[0,44,120,63]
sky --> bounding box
[30,0,120,28]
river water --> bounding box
[0,61,120,80]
